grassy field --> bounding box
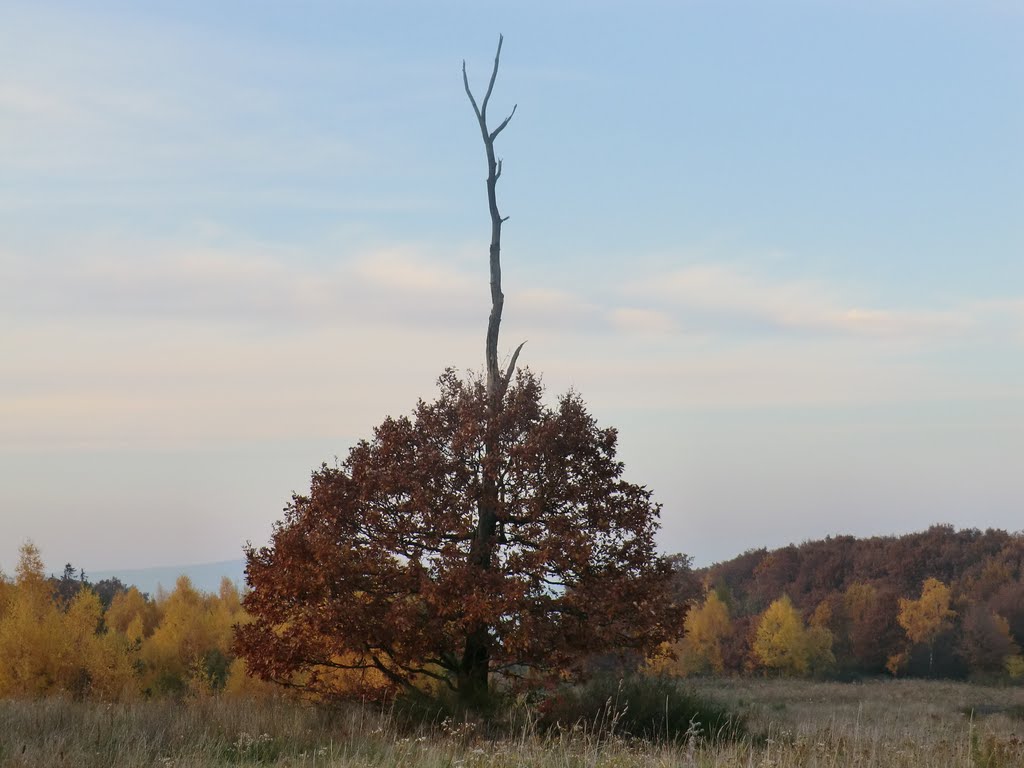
[1,679,1023,767]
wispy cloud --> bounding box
[1,235,621,338]
[4,235,1022,452]
[634,264,976,339]
[610,308,676,335]
[353,248,477,296]
[0,6,367,183]
[0,83,76,119]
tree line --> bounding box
[654,525,1024,680]
[5,525,1022,702]
[0,542,271,700]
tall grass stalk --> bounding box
[0,679,1022,766]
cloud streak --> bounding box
[634,264,978,340]
[1,236,613,337]
[3,236,1022,453]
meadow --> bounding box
[2,678,1023,767]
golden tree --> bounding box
[753,595,808,676]
[0,568,11,621]
[0,543,65,696]
[894,577,955,676]
[0,542,136,700]
[62,588,137,700]
[106,586,158,644]
[753,594,833,677]
[142,575,229,694]
[679,591,732,674]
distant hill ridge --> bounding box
[688,525,1024,678]
[701,524,1024,620]
[80,526,1024,681]
[84,526,1024,603]
[84,526,1024,609]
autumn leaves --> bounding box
[235,371,684,701]
[0,542,260,700]
[653,575,1023,680]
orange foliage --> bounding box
[106,586,158,642]
[898,578,955,647]
[237,370,684,701]
[140,575,250,695]
[656,590,733,676]
[0,543,271,701]
[891,577,955,676]
[0,543,65,696]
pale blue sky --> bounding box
[1,1,1021,574]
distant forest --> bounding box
[2,526,1023,701]
[659,525,1024,680]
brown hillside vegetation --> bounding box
[5,526,1024,702]
[670,525,1024,679]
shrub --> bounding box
[536,674,745,743]
[1005,655,1024,680]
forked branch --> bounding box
[463,34,522,409]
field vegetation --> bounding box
[4,534,1024,766]
[2,678,1023,767]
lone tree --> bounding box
[236,37,684,704]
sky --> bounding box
[1,0,1022,576]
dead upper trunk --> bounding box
[461,34,521,703]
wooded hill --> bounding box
[6,525,1024,701]
[666,525,1024,680]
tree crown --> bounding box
[237,369,682,698]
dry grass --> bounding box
[689,677,1024,766]
[1,679,1022,766]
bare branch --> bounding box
[313,657,377,672]
[505,534,541,550]
[502,341,526,393]
[490,104,517,140]
[368,654,418,690]
[480,33,505,117]
[462,60,482,121]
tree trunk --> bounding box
[461,35,519,704]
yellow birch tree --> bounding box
[753,594,834,677]
[753,595,808,676]
[680,591,733,674]
[895,577,955,676]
